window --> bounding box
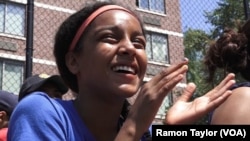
[155,94,171,119]
[0,59,23,94]
[0,2,26,36]
[137,0,165,14]
[146,32,169,63]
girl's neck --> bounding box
[73,95,125,140]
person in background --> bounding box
[0,90,18,141]
[8,1,235,141]
[18,73,68,101]
[204,19,250,124]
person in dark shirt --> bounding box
[18,73,68,101]
[0,90,18,141]
[204,20,250,124]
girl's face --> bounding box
[73,10,147,99]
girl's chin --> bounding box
[119,87,140,98]
[114,83,139,96]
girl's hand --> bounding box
[165,73,235,124]
[118,59,189,141]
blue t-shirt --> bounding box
[8,92,96,141]
[7,92,149,141]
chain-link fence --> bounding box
[0,0,248,124]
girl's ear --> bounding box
[65,52,79,74]
[0,111,6,120]
[0,111,8,124]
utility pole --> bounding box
[25,0,34,79]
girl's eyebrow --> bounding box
[94,25,120,33]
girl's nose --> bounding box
[117,39,136,57]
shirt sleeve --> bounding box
[7,92,67,141]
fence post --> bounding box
[25,0,34,79]
[243,0,250,20]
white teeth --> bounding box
[112,66,135,74]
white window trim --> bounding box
[0,33,26,40]
[8,0,27,4]
[35,2,75,14]
[136,8,166,17]
[0,53,56,66]
[145,26,183,38]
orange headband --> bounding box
[69,5,134,51]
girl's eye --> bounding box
[101,34,118,43]
[133,38,146,49]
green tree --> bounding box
[205,0,245,38]
[184,29,210,95]
[181,29,212,124]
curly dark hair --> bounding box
[204,20,250,82]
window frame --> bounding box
[146,32,169,63]
[0,1,26,36]
[0,58,24,94]
[137,0,166,14]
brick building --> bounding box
[0,0,185,122]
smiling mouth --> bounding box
[112,65,136,75]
